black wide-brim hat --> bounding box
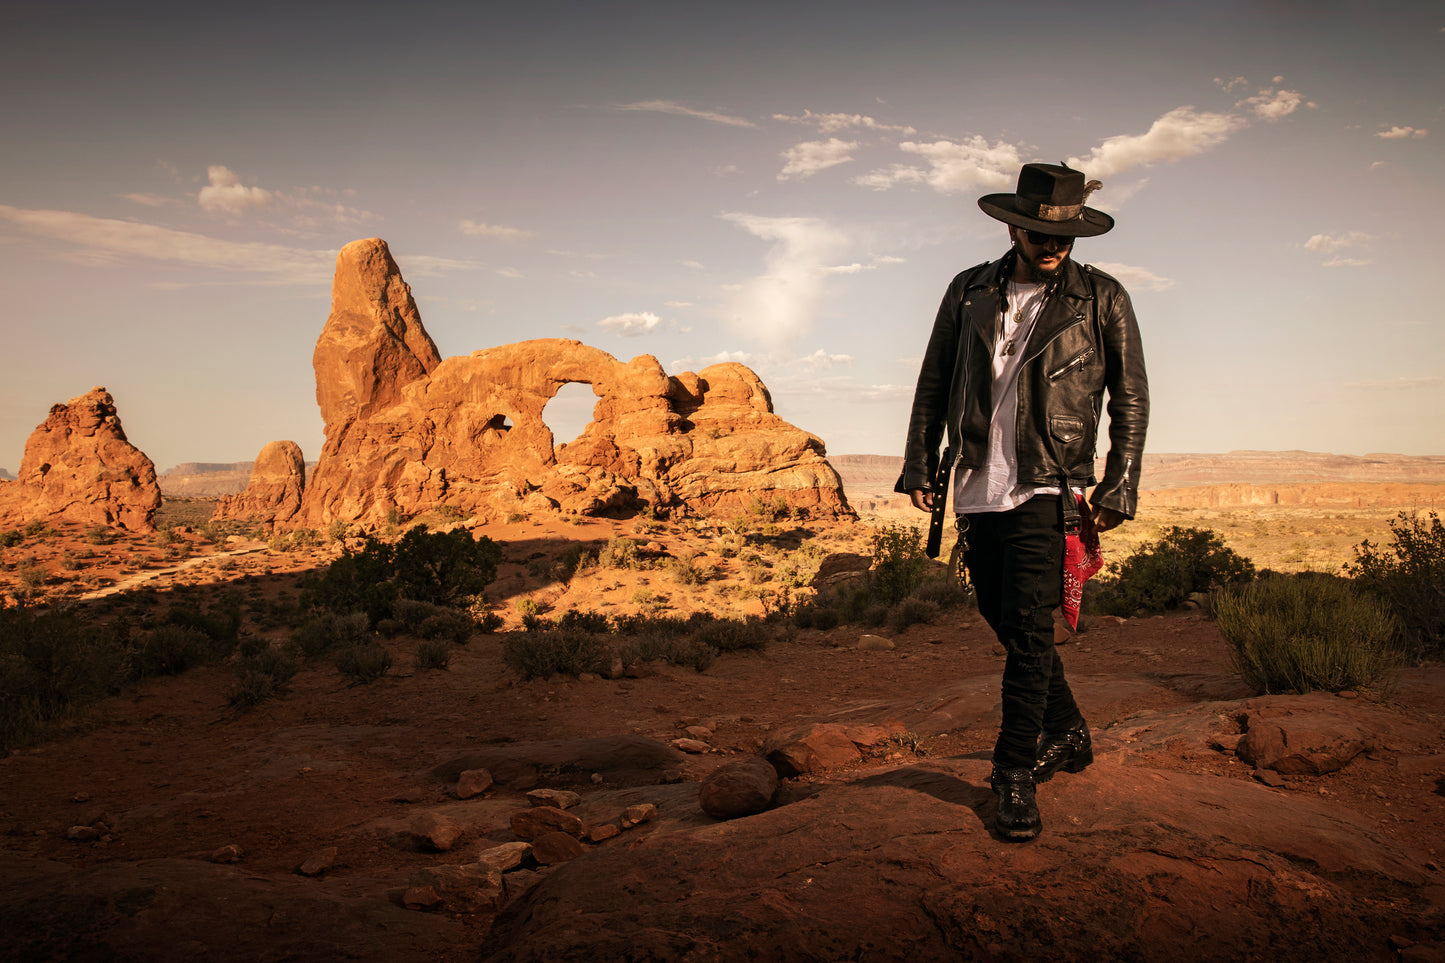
[978,163,1113,237]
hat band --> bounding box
[1017,197,1084,222]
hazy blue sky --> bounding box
[2,0,1441,473]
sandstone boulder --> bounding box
[212,440,306,529]
[0,387,159,530]
[291,238,852,529]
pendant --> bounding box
[1003,338,1015,356]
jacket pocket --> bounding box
[1050,414,1086,443]
[1048,346,1096,381]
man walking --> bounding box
[897,163,1149,840]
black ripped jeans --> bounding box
[964,495,1084,771]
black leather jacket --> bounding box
[896,254,1149,518]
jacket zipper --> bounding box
[1048,345,1096,381]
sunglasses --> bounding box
[1025,230,1075,246]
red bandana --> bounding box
[1062,494,1104,630]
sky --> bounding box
[2,0,1442,475]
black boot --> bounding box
[989,766,1041,841]
[1033,721,1093,783]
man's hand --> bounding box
[908,488,933,512]
[1093,507,1127,532]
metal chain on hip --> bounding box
[947,514,970,587]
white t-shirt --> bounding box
[952,279,1063,514]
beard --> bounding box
[1015,244,1069,283]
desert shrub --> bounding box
[1346,511,1445,655]
[291,611,371,659]
[889,598,941,633]
[614,631,716,673]
[304,526,500,623]
[692,617,769,654]
[1215,572,1401,694]
[129,625,211,678]
[419,610,475,645]
[0,529,23,548]
[335,641,393,683]
[1094,526,1255,615]
[24,520,51,539]
[555,609,611,634]
[85,525,117,545]
[15,560,49,600]
[502,629,610,680]
[165,602,242,656]
[610,613,693,637]
[862,604,889,628]
[910,576,975,611]
[0,609,128,751]
[659,553,705,585]
[869,524,930,607]
[595,537,645,570]
[476,611,505,634]
[391,526,502,607]
[227,646,299,709]
[414,639,452,670]
[393,598,446,631]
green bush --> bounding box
[1094,526,1255,615]
[502,629,610,680]
[869,524,930,607]
[614,632,716,673]
[555,609,611,634]
[1215,572,1401,694]
[1346,511,1445,655]
[910,576,975,611]
[304,526,501,624]
[335,641,393,683]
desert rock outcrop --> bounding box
[287,238,851,528]
[0,387,159,530]
[212,441,306,530]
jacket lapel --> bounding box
[1021,260,1093,360]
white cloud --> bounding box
[664,300,693,308]
[614,100,755,128]
[1377,125,1428,139]
[721,213,849,349]
[681,259,705,269]
[772,109,916,135]
[496,267,524,279]
[778,138,858,180]
[1304,231,1375,255]
[393,254,483,278]
[856,136,1022,193]
[796,349,853,370]
[1087,262,1174,292]
[121,192,175,207]
[1343,376,1441,390]
[459,219,534,240]
[671,350,758,371]
[0,204,331,283]
[1237,86,1307,121]
[1067,107,1246,178]
[197,165,274,214]
[597,311,662,337]
[1322,257,1372,268]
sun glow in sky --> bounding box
[2,0,1441,473]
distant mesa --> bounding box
[0,468,14,482]
[0,387,160,531]
[219,237,853,530]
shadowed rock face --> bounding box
[287,238,852,528]
[0,386,159,530]
[212,440,306,530]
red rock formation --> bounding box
[212,440,306,530]
[0,387,159,530]
[290,238,852,529]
